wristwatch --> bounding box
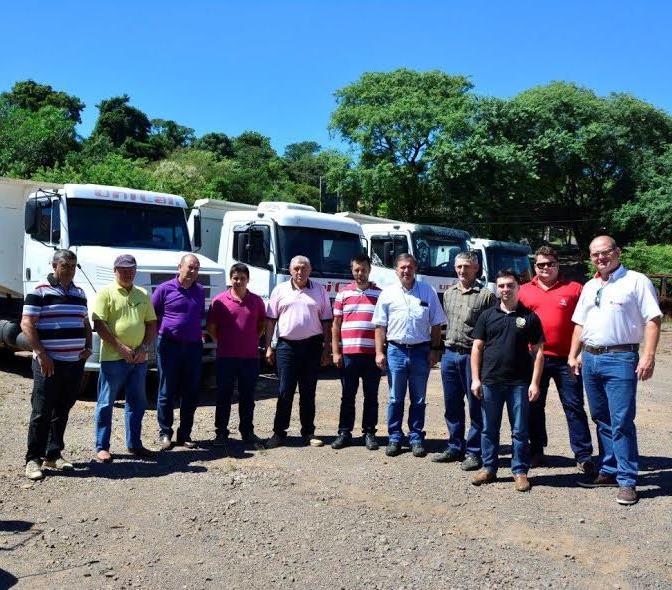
[139,344,149,353]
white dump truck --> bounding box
[335,212,470,304]
[0,177,227,374]
[188,199,365,300]
[468,237,532,293]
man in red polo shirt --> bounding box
[519,246,595,474]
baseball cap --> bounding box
[113,254,137,268]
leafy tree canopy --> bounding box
[1,79,85,123]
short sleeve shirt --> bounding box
[472,303,544,386]
[333,282,381,355]
[207,289,266,358]
[93,282,157,361]
[151,278,205,343]
[267,279,332,341]
[442,282,496,349]
[572,266,662,347]
[519,277,582,357]
[372,280,446,344]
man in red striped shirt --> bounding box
[331,254,382,450]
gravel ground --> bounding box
[0,335,671,590]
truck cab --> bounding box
[468,238,532,294]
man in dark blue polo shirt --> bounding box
[470,269,545,492]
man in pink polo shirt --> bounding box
[206,263,266,451]
[264,255,332,448]
[519,245,594,473]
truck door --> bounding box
[23,194,63,294]
[232,223,274,300]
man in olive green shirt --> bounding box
[93,254,157,462]
[432,251,496,470]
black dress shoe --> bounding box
[331,433,352,449]
[431,449,464,463]
[410,443,427,458]
[264,433,285,449]
[364,432,379,451]
[385,441,402,457]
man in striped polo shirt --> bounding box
[331,254,382,450]
[21,249,92,481]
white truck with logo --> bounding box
[0,177,227,375]
[188,199,365,301]
[468,237,532,294]
[335,212,470,305]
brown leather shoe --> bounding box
[577,459,597,477]
[578,472,618,488]
[127,446,154,459]
[530,452,545,469]
[514,474,531,492]
[95,450,113,463]
[616,486,638,505]
[471,470,496,486]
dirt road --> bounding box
[0,339,670,589]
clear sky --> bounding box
[2,1,671,153]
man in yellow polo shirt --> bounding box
[93,254,157,462]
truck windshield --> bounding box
[67,200,191,250]
[486,247,532,282]
[411,231,467,278]
[277,227,363,278]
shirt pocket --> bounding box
[409,302,429,322]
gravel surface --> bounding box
[0,336,671,589]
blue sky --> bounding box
[2,1,671,153]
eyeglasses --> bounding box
[594,286,604,307]
[535,261,557,269]
[589,248,615,259]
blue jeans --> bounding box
[582,351,639,487]
[156,335,203,440]
[338,354,381,435]
[440,349,481,457]
[95,360,148,451]
[386,342,431,445]
[530,355,593,462]
[481,383,530,475]
[216,357,259,438]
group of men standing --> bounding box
[22,234,661,505]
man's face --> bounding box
[351,261,371,285]
[455,259,478,285]
[178,257,200,285]
[589,238,620,275]
[534,255,559,283]
[115,266,136,288]
[53,259,77,286]
[290,262,311,287]
[496,276,519,303]
[230,271,249,291]
[396,259,416,287]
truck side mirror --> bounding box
[51,201,61,244]
[236,233,251,263]
[383,241,395,267]
[192,212,202,250]
[25,200,37,234]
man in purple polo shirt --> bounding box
[206,263,266,451]
[264,255,332,449]
[151,254,205,450]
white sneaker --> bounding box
[25,460,44,481]
[43,456,74,470]
[309,437,324,447]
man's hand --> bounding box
[79,348,93,361]
[36,351,54,377]
[568,354,582,376]
[320,348,331,367]
[265,346,275,366]
[471,378,483,400]
[375,352,386,371]
[528,383,540,402]
[636,353,655,381]
[118,343,135,364]
[332,351,343,369]
[428,349,442,367]
[133,349,148,364]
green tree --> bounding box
[330,69,474,219]
[91,95,154,159]
[1,79,85,123]
[149,118,195,157]
[193,132,235,159]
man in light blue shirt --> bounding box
[373,253,446,457]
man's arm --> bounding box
[20,315,54,377]
[206,321,217,342]
[429,324,442,367]
[637,317,662,381]
[93,319,135,363]
[321,319,332,366]
[79,318,93,360]
[529,343,545,401]
[375,326,387,370]
[331,316,343,368]
[265,318,278,365]
[133,320,157,364]
[568,324,584,376]
[470,339,484,399]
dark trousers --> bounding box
[216,357,260,438]
[338,354,381,435]
[156,335,203,441]
[26,358,85,463]
[529,355,593,462]
[273,335,323,438]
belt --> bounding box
[446,344,471,355]
[388,341,430,349]
[584,344,639,355]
